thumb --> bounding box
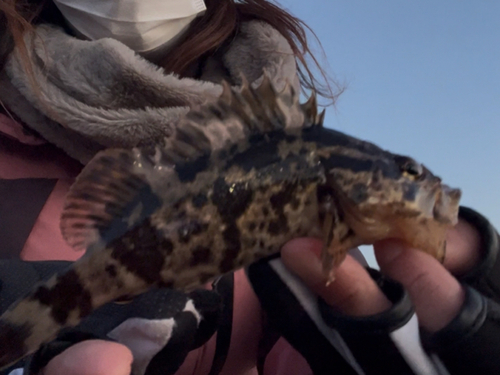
[374,239,465,332]
[44,340,133,375]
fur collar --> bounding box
[0,21,298,163]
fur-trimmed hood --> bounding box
[0,21,299,164]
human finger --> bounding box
[375,239,465,332]
[282,238,391,316]
[43,340,133,375]
[443,219,482,276]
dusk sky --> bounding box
[281,0,500,265]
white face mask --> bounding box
[53,0,206,52]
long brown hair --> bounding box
[0,0,42,81]
[0,0,338,102]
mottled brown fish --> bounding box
[0,76,461,368]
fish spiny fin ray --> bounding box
[301,91,318,125]
[157,73,315,164]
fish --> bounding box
[0,76,461,368]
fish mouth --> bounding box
[413,183,461,224]
[431,185,461,225]
[394,183,461,261]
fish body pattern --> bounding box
[0,77,461,368]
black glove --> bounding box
[456,207,500,303]
[422,285,500,375]
[247,255,440,375]
[0,260,224,375]
[421,207,500,375]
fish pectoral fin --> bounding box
[320,247,348,286]
[61,149,162,251]
[320,211,349,285]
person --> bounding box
[1,1,500,374]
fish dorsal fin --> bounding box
[160,74,321,164]
[316,109,326,127]
[60,148,160,250]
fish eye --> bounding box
[404,162,423,177]
[395,156,423,178]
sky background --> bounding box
[280,0,500,266]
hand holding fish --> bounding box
[40,221,483,375]
[282,218,481,333]
[273,217,493,374]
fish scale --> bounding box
[0,76,461,368]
